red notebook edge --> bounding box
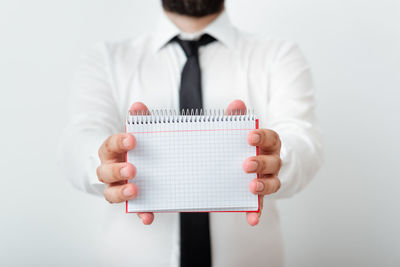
[125,117,260,214]
[255,118,260,213]
[125,119,128,214]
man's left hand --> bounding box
[226,100,282,226]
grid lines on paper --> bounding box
[127,118,258,212]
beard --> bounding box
[162,0,225,17]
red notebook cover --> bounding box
[124,114,259,213]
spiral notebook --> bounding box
[125,110,259,213]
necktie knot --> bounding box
[173,34,216,57]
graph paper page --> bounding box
[126,116,258,212]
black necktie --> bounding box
[174,34,216,112]
[173,34,216,267]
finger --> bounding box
[246,198,263,226]
[103,183,138,203]
[137,212,155,225]
[249,177,281,195]
[99,133,136,163]
[130,102,150,115]
[97,162,136,184]
[242,155,281,175]
[247,129,281,153]
[225,99,247,115]
[246,212,259,226]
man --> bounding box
[60,0,323,266]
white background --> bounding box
[0,0,399,266]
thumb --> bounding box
[129,102,150,115]
[225,99,247,115]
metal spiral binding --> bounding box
[126,109,256,124]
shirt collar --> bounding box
[152,10,237,52]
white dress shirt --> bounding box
[59,10,323,267]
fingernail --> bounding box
[256,182,264,192]
[246,160,258,172]
[123,136,130,148]
[251,134,260,144]
[120,166,130,178]
[123,186,134,197]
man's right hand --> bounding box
[96,102,154,225]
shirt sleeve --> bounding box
[264,42,324,199]
[58,43,122,196]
